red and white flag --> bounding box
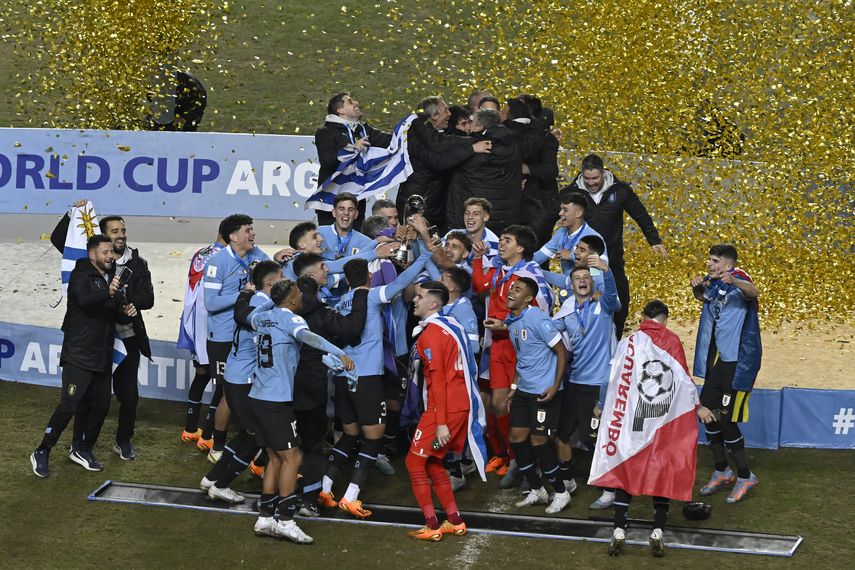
[588,331,699,501]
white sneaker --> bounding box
[254,516,277,537]
[589,490,616,509]
[274,519,314,544]
[650,528,666,557]
[199,476,215,491]
[545,490,571,514]
[514,487,549,508]
[208,485,245,504]
[207,449,223,464]
[450,475,466,492]
[609,527,626,556]
[564,478,578,494]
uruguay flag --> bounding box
[588,331,699,501]
[60,201,127,371]
[305,114,417,211]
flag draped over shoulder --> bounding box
[588,330,699,501]
[60,201,126,371]
[305,114,417,211]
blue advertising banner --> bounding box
[696,388,781,450]
[0,321,202,402]
[779,388,855,450]
[0,128,320,220]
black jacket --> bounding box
[60,258,120,372]
[445,125,522,234]
[396,118,475,230]
[295,280,368,411]
[567,172,662,266]
[314,120,392,186]
[51,214,154,358]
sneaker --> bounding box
[254,516,277,537]
[546,490,571,514]
[249,460,265,479]
[496,458,510,476]
[650,528,666,557]
[338,497,372,518]
[699,467,735,496]
[113,440,136,461]
[515,487,549,508]
[69,449,103,472]
[318,491,337,508]
[519,478,531,493]
[450,475,466,492]
[181,428,202,443]
[609,527,626,556]
[485,456,506,473]
[274,519,313,544]
[200,476,215,491]
[30,449,50,478]
[407,526,443,542]
[208,485,245,504]
[298,502,321,518]
[589,490,616,510]
[196,437,213,452]
[725,473,758,504]
[461,460,478,476]
[207,448,223,464]
[564,478,578,495]
[440,520,467,536]
[499,460,522,489]
[375,454,396,476]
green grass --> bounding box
[2,381,853,569]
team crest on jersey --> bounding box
[424,348,433,362]
[206,265,217,278]
[413,428,423,442]
[722,393,731,406]
[291,315,306,324]
[351,247,359,255]
[67,384,77,396]
[608,193,616,203]
[520,329,528,341]
[537,409,547,424]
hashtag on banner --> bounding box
[832,408,855,435]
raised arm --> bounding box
[295,327,347,357]
[380,251,432,302]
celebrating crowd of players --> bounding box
[29,90,762,556]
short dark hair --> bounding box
[443,266,471,293]
[474,108,501,129]
[218,214,253,244]
[361,215,389,238]
[333,192,358,209]
[463,196,492,214]
[419,280,450,307]
[581,153,604,172]
[271,279,297,306]
[87,234,112,251]
[478,96,500,108]
[505,98,531,121]
[292,253,324,277]
[467,89,493,110]
[501,225,538,260]
[517,93,543,119]
[448,104,471,130]
[98,215,124,234]
[579,235,605,255]
[343,258,369,288]
[289,221,317,249]
[570,265,591,278]
[643,300,669,320]
[559,190,587,209]
[709,244,738,262]
[327,92,350,115]
[445,231,472,253]
[252,260,282,289]
[371,198,396,214]
[515,276,539,299]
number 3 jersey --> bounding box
[249,307,309,403]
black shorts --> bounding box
[223,382,255,433]
[382,356,408,402]
[206,340,231,385]
[558,383,600,442]
[700,360,747,421]
[335,375,386,427]
[510,391,560,437]
[249,398,298,451]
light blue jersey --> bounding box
[282,248,377,282]
[203,245,269,342]
[507,306,563,394]
[223,292,270,385]
[534,223,607,274]
[441,296,480,355]
[318,224,376,261]
[335,252,431,377]
[700,278,752,362]
[542,268,604,295]
[248,307,308,402]
[553,270,621,386]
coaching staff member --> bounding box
[30,235,138,477]
[566,153,667,337]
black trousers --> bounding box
[43,362,112,451]
[112,336,141,442]
[295,404,329,494]
[611,261,630,339]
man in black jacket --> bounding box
[31,235,137,477]
[518,96,561,247]
[291,254,369,515]
[566,154,667,337]
[315,92,393,228]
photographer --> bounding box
[31,235,138,477]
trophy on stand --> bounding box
[394,194,427,264]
